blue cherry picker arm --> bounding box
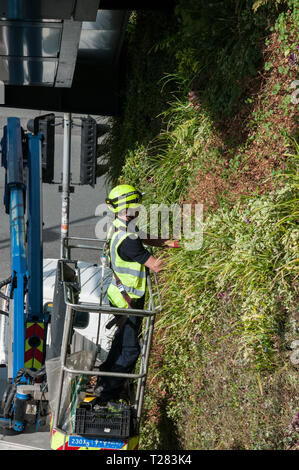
[0,117,47,433]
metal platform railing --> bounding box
[63,236,105,260]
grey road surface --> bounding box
[0,107,113,449]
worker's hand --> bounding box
[164,240,180,248]
[144,255,165,273]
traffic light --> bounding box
[27,114,55,184]
[80,116,97,187]
[80,116,109,187]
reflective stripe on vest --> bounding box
[111,276,145,297]
[110,233,146,279]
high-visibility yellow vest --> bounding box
[107,218,147,308]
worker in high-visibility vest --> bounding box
[95,184,178,402]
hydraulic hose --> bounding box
[0,276,11,302]
[2,366,47,419]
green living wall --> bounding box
[100,0,299,449]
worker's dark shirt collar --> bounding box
[116,216,139,232]
[117,216,137,224]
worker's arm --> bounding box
[117,233,170,274]
[118,236,165,273]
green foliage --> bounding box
[103,10,179,184]
[104,1,284,183]
[140,149,298,449]
[103,1,299,451]
[160,149,298,368]
[119,103,213,206]
[173,0,278,118]
[252,0,287,12]
[273,1,299,57]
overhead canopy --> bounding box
[0,0,99,21]
[0,1,129,115]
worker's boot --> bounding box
[93,384,104,398]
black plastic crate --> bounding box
[75,406,131,438]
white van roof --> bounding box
[43,258,106,305]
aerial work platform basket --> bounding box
[49,246,161,451]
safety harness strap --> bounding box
[104,228,134,329]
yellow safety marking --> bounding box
[82,396,97,403]
[24,322,44,370]
[51,427,139,451]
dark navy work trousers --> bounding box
[97,297,144,400]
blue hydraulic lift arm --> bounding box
[1,117,44,381]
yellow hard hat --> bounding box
[106,184,142,213]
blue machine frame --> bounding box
[27,133,43,324]
[1,117,44,397]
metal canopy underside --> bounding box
[79,9,128,66]
[0,0,101,88]
[0,20,82,87]
[0,1,131,113]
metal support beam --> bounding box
[55,20,82,88]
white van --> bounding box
[0,259,116,367]
[43,258,116,363]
